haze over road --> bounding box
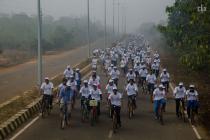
[0,40,103,103]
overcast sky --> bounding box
[0,0,174,32]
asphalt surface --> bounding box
[12,65,198,140]
[0,40,104,103]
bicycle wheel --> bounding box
[41,101,47,118]
[190,109,195,125]
[91,108,96,126]
[112,111,118,133]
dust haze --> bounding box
[0,0,174,32]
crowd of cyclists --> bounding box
[40,34,200,129]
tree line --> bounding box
[158,0,210,71]
[0,13,106,55]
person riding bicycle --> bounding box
[80,80,91,111]
[108,87,122,127]
[88,71,100,89]
[92,56,98,70]
[173,82,186,117]
[125,79,138,109]
[186,85,199,119]
[126,69,136,83]
[153,84,166,119]
[151,61,160,77]
[146,72,157,102]
[75,68,81,91]
[134,61,141,77]
[59,81,74,124]
[40,77,54,109]
[69,75,77,108]
[105,79,117,98]
[89,84,102,116]
[109,66,120,86]
[160,69,170,92]
[139,66,148,88]
[64,65,74,80]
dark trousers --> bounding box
[111,105,121,125]
[175,98,185,116]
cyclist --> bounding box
[89,84,103,116]
[88,71,101,89]
[40,77,54,109]
[173,82,186,117]
[125,79,138,109]
[153,84,166,119]
[160,69,170,92]
[151,61,160,78]
[186,85,199,119]
[134,61,141,78]
[69,75,77,109]
[139,66,148,88]
[108,87,122,127]
[109,66,120,86]
[59,81,74,124]
[105,79,117,99]
[75,68,81,91]
[80,80,91,110]
[146,72,157,102]
[92,56,98,70]
[126,69,136,83]
[64,65,74,80]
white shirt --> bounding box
[160,72,170,82]
[126,83,138,96]
[41,82,54,95]
[110,70,120,79]
[173,86,186,99]
[106,84,117,94]
[88,76,100,87]
[90,89,102,101]
[68,80,77,91]
[134,64,141,72]
[146,74,156,84]
[64,69,74,78]
[126,72,136,81]
[120,60,126,68]
[153,88,165,101]
[139,69,148,78]
[80,86,90,98]
[151,63,159,70]
[108,92,122,106]
[186,90,198,101]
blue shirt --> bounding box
[59,87,73,103]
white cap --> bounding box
[113,87,117,90]
[163,69,167,72]
[67,65,70,68]
[83,80,88,83]
[179,82,183,86]
[109,79,113,83]
[189,85,195,88]
[76,68,80,71]
[159,84,164,88]
[45,77,49,80]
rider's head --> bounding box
[76,68,80,72]
[84,80,88,87]
[62,78,67,85]
[92,71,97,77]
[93,84,98,90]
[129,79,134,85]
[179,82,183,88]
[45,77,49,84]
[189,85,195,92]
[109,79,114,85]
[113,87,118,94]
[159,84,164,91]
[163,69,167,74]
[114,67,117,70]
[129,69,133,74]
[67,65,71,70]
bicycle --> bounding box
[81,98,89,122]
[128,95,135,119]
[158,101,164,125]
[41,95,51,118]
[60,103,70,129]
[90,100,98,126]
[112,106,118,133]
[178,99,186,122]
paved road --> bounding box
[12,65,198,140]
[0,40,104,103]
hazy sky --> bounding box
[0,0,174,32]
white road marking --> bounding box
[10,115,41,140]
[108,130,113,139]
[10,70,91,140]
